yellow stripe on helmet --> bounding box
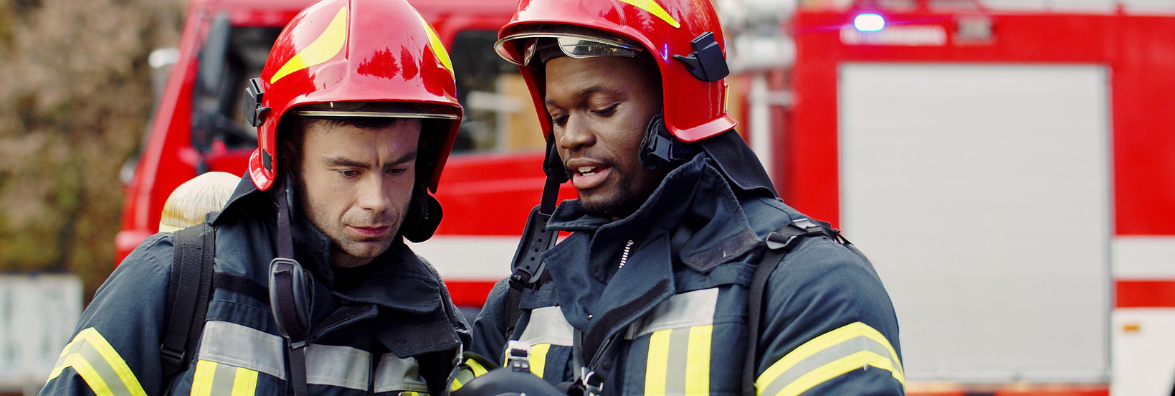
[271,7,349,84]
[416,12,454,77]
[617,0,680,28]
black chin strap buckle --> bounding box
[640,114,698,170]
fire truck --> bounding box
[117,0,1175,394]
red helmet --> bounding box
[245,0,463,192]
[495,0,735,143]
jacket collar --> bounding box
[544,154,760,355]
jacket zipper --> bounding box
[617,240,634,270]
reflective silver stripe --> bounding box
[758,333,903,396]
[305,343,372,390]
[627,288,718,339]
[198,321,286,379]
[374,354,429,393]
[519,306,574,346]
[48,328,148,396]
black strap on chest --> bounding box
[161,216,217,379]
[270,182,312,396]
[504,177,562,336]
[741,218,851,396]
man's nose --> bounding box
[357,174,393,214]
[558,113,596,152]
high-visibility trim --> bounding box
[270,7,348,84]
[232,367,259,396]
[450,356,490,392]
[306,343,372,390]
[645,329,673,396]
[415,11,454,76]
[529,343,552,378]
[628,288,718,340]
[756,322,903,396]
[616,0,680,28]
[66,355,114,396]
[520,306,575,346]
[199,321,286,379]
[192,359,255,396]
[685,325,713,395]
[642,325,714,396]
[46,328,147,396]
[191,360,217,396]
[374,354,429,393]
[466,358,489,377]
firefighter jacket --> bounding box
[41,178,470,396]
[470,154,904,396]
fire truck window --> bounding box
[450,30,546,154]
[192,26,282,152]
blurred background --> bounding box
[4,0,1175,394]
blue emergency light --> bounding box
[854,13,885,32]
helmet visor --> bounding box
[295,101,460,120]
[495,25,644,66]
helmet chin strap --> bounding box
[639,113,699,170]
[270,173,311,396]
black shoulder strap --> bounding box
[742,218,839,396]
[161,218,217,378]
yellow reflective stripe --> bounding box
[685,325,712,395]
[85,330,147,396]
[46,328,147,396]
[415,12,453,75]
[270,7,348,84]
[756,322,903,396]
[466,358,489,376]
[529,343,551,378]
[66,354,115,396]
[231,367,259,396]
[191,360,217,396]
[616,0,680,28]
[777,351,898,396]
[48,330,88,382]
[644,329,672,396]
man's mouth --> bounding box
[349,225,391,239]
[568,162,611,190]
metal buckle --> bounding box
[507,340,532,372]
[580,367,604,396]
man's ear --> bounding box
[279,135,300,174]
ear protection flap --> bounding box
[640,114,698,170]
[402,187,443,243]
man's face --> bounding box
[544,56,666,219]
[295,118,421,268]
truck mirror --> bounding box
[199,13,231,94]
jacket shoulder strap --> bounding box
[742,218,839,396]
[161,217,217,378]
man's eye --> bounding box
[339,170,360,178]
[592,104,619,116]
[387,167,408,176]
[551,114,568,126]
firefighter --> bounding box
[460,0,904,395]
[41,0,469,395]
[157,171,238,233]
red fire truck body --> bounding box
[116,0,1175,393]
